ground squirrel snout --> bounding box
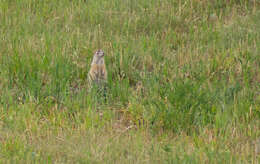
[88,49,107,87]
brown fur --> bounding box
[88,50,107,87]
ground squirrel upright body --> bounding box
[88,49,107,88]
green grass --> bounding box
[0,0,259,163]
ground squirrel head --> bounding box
[91,49,105,65]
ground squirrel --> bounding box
[88,49,107,88]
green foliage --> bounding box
[0,0,259,163]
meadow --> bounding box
[0,0,259,163]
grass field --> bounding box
[0,0,259,163]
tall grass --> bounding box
[0,0,259,163]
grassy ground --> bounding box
[0,0,259,163]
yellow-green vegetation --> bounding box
[0,0,259,163]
